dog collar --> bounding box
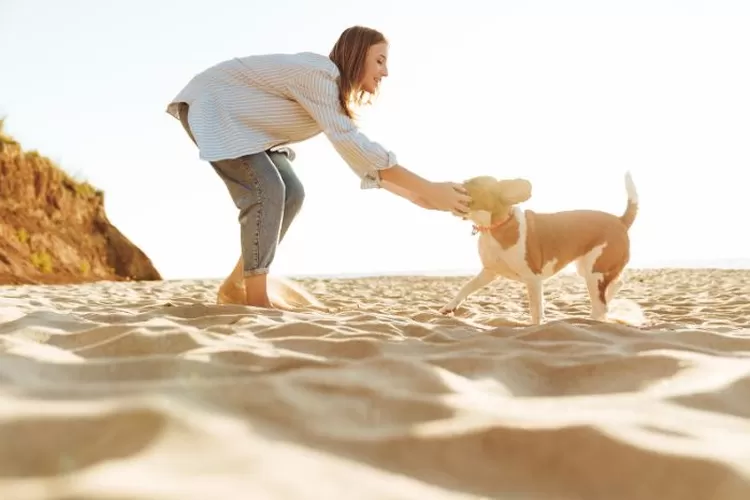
[471,214,513,235]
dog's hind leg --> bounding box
[576,242,628,322]
[584,274,609,321]
[439,268,497,314]
[582,269,626,321]
[605,273,624,303]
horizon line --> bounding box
[169,260,750,282]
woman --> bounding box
[166,25,471,309]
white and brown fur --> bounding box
[439,172,639,324]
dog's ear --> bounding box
[495,178,532,205]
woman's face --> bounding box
[359,42,389,94]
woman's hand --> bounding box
[378,166,471,216]
[421,181,472,217]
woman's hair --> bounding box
[329,26,387,119]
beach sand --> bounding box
[1,268,750,499]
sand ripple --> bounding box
[1,269,749,499]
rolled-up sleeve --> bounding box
[286,68,398,189]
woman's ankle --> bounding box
[243,272,270,306]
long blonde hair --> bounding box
[329,26,387,119]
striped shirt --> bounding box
[165,51,397,189]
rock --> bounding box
[0,118,161,285]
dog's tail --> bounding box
[620,171,639,230]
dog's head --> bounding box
[462,176,532,222]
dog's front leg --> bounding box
[526,279,545,324]
[439,268,497,314]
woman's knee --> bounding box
[285,177,305,215]
[269,151,305,214]
[235,154,286,216]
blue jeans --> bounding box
[177,103,305,276]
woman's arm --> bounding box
[378,164,431,197]
[379,178,435,209]
[286,67,396,189]
[287,67,470,214]
[378,165,470,215]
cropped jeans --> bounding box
[177,103,305,276]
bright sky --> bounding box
[1,0,748,279]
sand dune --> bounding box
[1,268,750,500]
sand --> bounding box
[1,268,750,500]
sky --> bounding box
[1,0,749,279]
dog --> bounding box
[439,172,639,324]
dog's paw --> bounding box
[438,305,456,315]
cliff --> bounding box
[0,119,162,285]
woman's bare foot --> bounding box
[244,273,279,309]
[217,282,246,305]
[216,268,270,306]
[218,293,296,311]
[217,284,273,307]
[216,276,296,311]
